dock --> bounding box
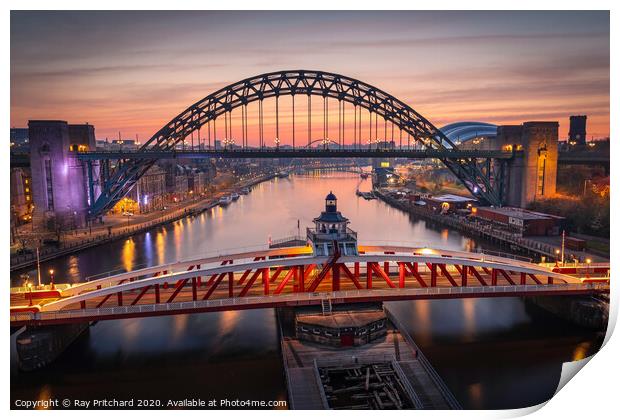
[374,189,578,261]
[279,307,461,410]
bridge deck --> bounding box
[10,245,609,326]
[73,148,516,160]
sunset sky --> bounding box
[10,11,610,144]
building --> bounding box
[10,128,29,147]
[113,165,167,214]
[373,166,398,188]
[295,310,388,347]
[188,170,211,195]
[568,115,587,146]
[10,167,33,224]
[307,192,358,256]
[473,206,565,236]
[425,194,476,214]
[28,120,99,230]
[440,121,498,147]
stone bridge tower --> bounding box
[492,121,558,207]
[29,120,98,231]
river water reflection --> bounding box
[10,172,603,409]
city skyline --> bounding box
[11,11,610,143]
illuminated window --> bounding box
[45,160,54,210]
[26,195,30,201]
[537,155,546,196]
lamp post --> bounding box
[561,230,565,265]
[49,268,55,289]
[27,282,33,306]
[583,179,591,196]
[555,249,560,264]
[36,246,41,287]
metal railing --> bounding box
[307,227,358,241]
[384,306,462,409]
[475,248,532,262]
[270,235,308,246]
[312,359,331,409]
[391,357,425,409]
[12,282,609,324]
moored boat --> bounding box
[218,195,233,206]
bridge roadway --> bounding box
[73,148,515,160]
[10,245,609,326]
[10,149,609,168]
[71,149,610,164]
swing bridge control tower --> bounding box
[307,192,359,257]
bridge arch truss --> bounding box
[93,70,504,217]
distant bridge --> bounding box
[11,245,608,327]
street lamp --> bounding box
[49,268,55,289]
[27,282,33,306]
[583,179,592,196]
[586,258,592,275]
[555,249,560,263]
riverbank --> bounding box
[374,189,607,263]
[10,173,276,272]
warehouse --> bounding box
[473,207,565,236]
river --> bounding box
[10,171,604,409]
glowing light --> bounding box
[122,238,135,272]
[572,342,590,361]
[420,248,436,255]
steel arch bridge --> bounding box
[91,70,504,217]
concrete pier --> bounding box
[525,295,609,330]
[15,323,89,371]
